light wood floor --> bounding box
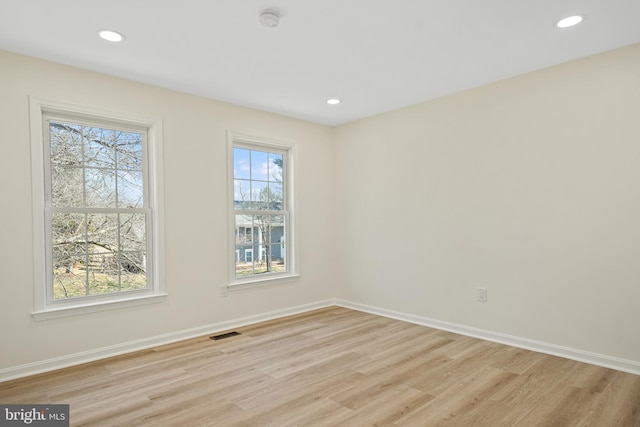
[1,307,639,426]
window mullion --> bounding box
[117,213,121,292]
[51,207,147,214]
[84,212,89,296]
[234,209,286,216]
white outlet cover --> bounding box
[477,287,487,302]
[220,285,229,297]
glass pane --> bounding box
[52,240,87,300]
[120,251,147,290]
[53,272,86,299]
[267,245,286,273]
[121,270,147,291]
[269,153,283,182]
[268,182,283,210]
[50,122,83,166]
[234,214,287,277]
[235,244,254,277]
[118,170,144,208]
[51,166,84,208]
[53,245,82,274]
[233,148,251,179]
[52,213,86,246]
[271,215,286,272]
[252,215,267,244]
[234,179,251,209]
[251,181,268,210]
[119,214,147,252]
[235,214,253,244]
[87,252,120,295]
[116,131,143,171]
[251,150,269,181]
[270,215,285,245]
[235,215,254,247]
[86,213,118,253]
[85,168,116,208]
[255,244,276,275]
[84,127,115,168]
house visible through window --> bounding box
[231,135,295,283]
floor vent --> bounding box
[210,331,241,341]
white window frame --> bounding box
[30,97,166,320]
[227,132,299,289]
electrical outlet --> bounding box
[220,285,229,298]
[477,287,487,302]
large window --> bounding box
[30,98,165,319]
[229,133,297,285]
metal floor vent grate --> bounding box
[210,331,241,341]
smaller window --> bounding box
[229,133,297,285]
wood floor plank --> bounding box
[489,346,545,375]
[233,354,365,411]
[283,399,353,427]
[528,385,602,427]
[393,365,519,426]
[1,307,639,426]
[328,384,426,427]
[575,371,640,427]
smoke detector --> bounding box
[259,9,280,28]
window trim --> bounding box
[29,96,166,320]
[227,132,299,288]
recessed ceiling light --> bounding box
[327,99,341,105]
[98,29,125,42]
[556,15,583,28]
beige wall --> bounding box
[334,43,640,362]
[0,50,337,371]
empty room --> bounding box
[1,1,639,426]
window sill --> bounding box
[32,293,168,321]
[226,273,301,293]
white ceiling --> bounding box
[1,0,639,126]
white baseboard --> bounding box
[2,298,639,382]
[334,299,640,376]
[0,299,335,383]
